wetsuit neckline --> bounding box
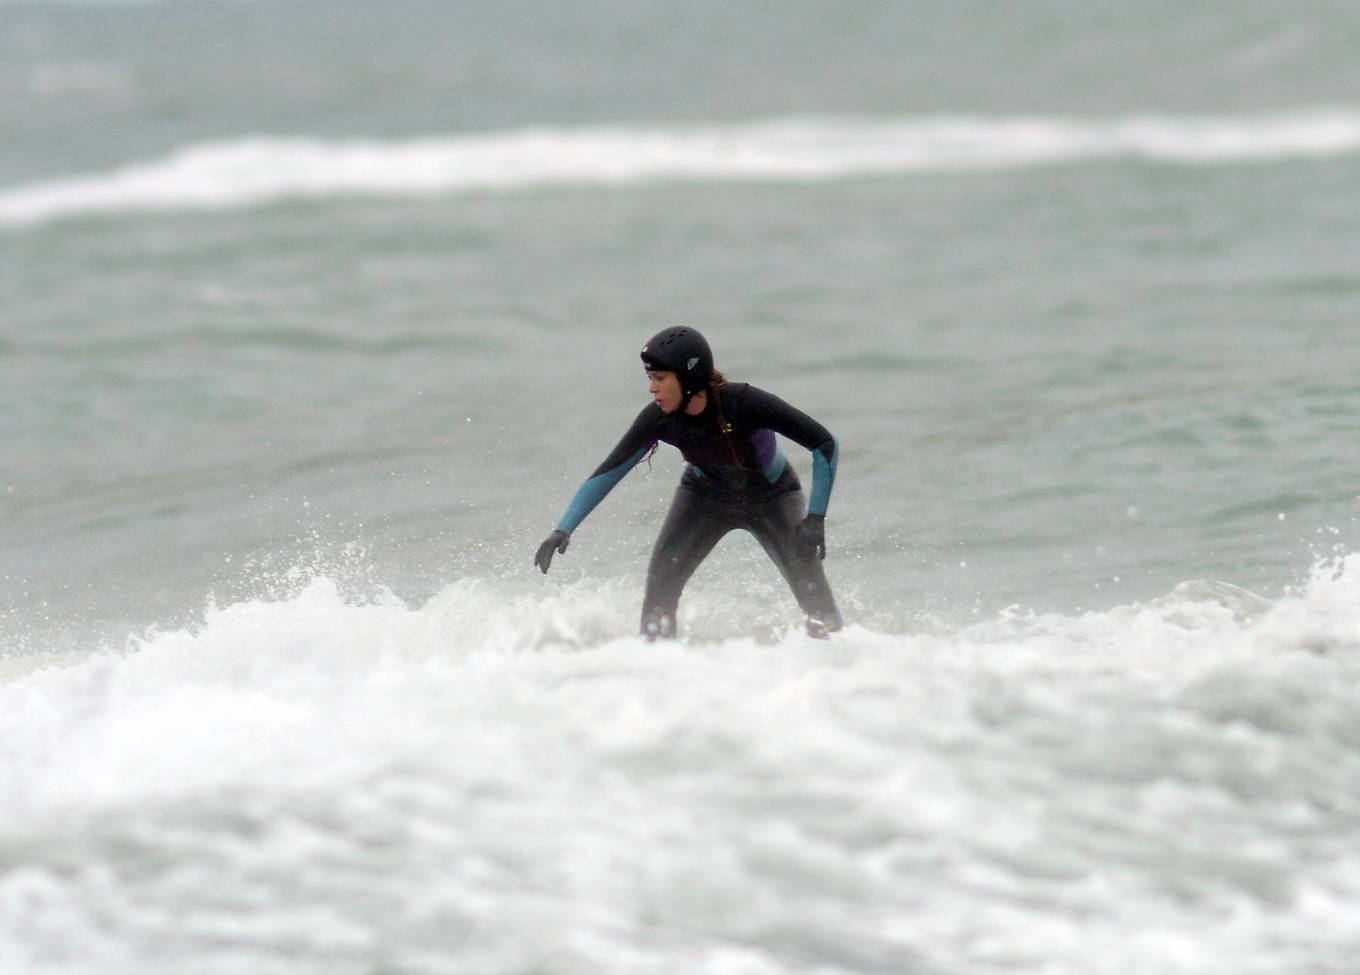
[680,390,716,422]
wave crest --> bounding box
[5,109,1360,227]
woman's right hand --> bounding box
[534,530,570,573]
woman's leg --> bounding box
[640,485,732,638]
[745,490,843,633]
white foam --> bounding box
[4,109,1360,227]
[3,556,1360,971]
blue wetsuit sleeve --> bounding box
[741,385,838,516]
[555,405,662,535]
[555,445,651,534]
[807,435,838,516]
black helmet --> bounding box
[640,326,713,397]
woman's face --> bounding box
[647,370,683,413]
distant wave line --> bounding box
[4,110,1360,227]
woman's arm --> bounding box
[554,404,664,535]
[742,386,838,516]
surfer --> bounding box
[534,326,842,639]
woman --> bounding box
[534,326,842,639]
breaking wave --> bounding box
[2,555,1360,972]
[4,109,1360,227]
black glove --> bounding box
[534,530,570,573]
[794,513,826,560]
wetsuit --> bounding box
[555,382,841,636]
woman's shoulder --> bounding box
[725,381,780,410]
[717,380,755,403]
[728,382,819,426]
[718,381,783,426]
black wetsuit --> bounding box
[554,382,841,636]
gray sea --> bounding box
[3,2,1360,973]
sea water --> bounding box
[2,1,1360,972]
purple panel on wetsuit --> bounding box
[751,428,776,471]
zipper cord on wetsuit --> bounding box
[710,385,753,472]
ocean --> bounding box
[3,1,1360,972]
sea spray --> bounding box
[2,557,1358,972]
